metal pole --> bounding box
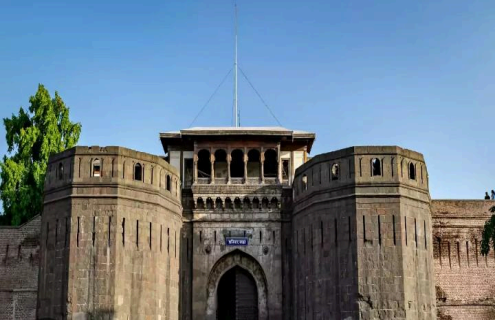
[234,3,239,127]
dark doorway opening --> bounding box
[217,267,258,320]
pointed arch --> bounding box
[206,249,268,320]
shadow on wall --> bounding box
[38,309,115,320]
[86,309,115,320]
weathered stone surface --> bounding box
[0,132,491,320]
[432,200,495,320]
[292,146,436,320]
[37,146,182,320]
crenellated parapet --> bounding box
[44,146,181,203]
[293,146,429,206]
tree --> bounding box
[481,206,495,255]
[0,84,81,225]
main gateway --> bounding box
[1,126,494,320]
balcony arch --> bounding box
[215,198,223,210]
[214,149,228,181]
[248,149,261,179]
[264,149,277,178]
[198,149,211,179]
[231,149,244,179]
[225,198,233,210]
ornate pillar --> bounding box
[193,153,198,184]
[227,153,232,184]
[243,150,248,184]
[210,152,215,184]
[260,147,265,184]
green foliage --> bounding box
[0,84,81,225]
[481,206,495,255]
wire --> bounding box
[189,68,233,128]
[238,67,283,127]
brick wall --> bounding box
[432,200,495,320]
[0,214,41,320]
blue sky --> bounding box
[0,0,494,199]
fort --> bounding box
[0,126,494,320]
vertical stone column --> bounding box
[227,150,232,184]
[243,149,248,184]
[260,147,265,184]
[277,144,282,183]
[210,152,215,184]
[193,153,198,184]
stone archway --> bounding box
[206,250,268,320]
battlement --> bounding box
[293,146,429,204]
[38,146,183,320]
[290,145,436,319]
[44,146,181,203]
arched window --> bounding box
[225,198,233,210]
[166,175,171,191]
[215,198,223,210]
[198,149,211,178]
[93,159,101,177]
[234,197,242,209]
[243,197,251,209]
[214,149,228,179]
[331,163,339,181]
[264,149,277,178]
[230,149,244,178]
[197,198,204,210]
[206,198,213,210]
[247,149,261,178]
[270,197,279,209]
[262,197,269,209]
[409,162,416,180]
[371,158,381,176]
[302,174,308,191]
[134,163,142,181]
[252,197,260,209]
[150,166,154,185]
[58,163,64,180]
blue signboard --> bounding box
[225,237,249,246]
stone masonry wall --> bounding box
[188,183,284,320]
[38,146,182,320]
[432,200,495,320]
[0,215,40,320]
[292,146,436,320]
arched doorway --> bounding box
[206,250,268,320]
[217,267,258,320]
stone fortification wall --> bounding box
[38,146,183,320]
[0,215,40,320]
[292,146,436,320]
[187,183,284,320]
[432,200,495,320]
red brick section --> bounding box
[432,200,495,320]
[0,215,41,320]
